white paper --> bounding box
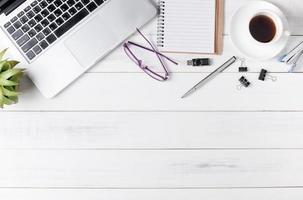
[158,0,216,53]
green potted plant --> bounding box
[0,49,24,108]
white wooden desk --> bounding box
[1,0,303,199]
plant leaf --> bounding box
[2,95,15,105]
[0,87,3,108]
[0,78,18,86]
[0,68,22,80]
[0,48,7,61]
[0,60,6,72]
[0,49,22,108]
[2,86,18,97]
[1,62,11,71]
[9,70,24,83]
[7,60,19,68]
[9,95,18,103]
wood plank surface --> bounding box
[0,189,303,200]
[1,0,303,199]
[3,73,302,111]
[0,150,302,188]
[0,112,303,149]
[88,35,303,73]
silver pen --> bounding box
[181,56,237,98]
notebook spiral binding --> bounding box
[157,0,165,47]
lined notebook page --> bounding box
[158,0,216,53]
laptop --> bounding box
[0,0,157,98]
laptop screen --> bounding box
[0,0,26,15]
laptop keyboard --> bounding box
[3,0,107,61]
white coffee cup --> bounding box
[247,10,290,46]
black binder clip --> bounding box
[238,58,248,72]
[258,69,277,81]
[237,76,250,90]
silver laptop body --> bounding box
[0,0,157,98]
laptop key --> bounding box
[20,16,29,23]
[17,11,25,17]
[31,1,38,7]
[7,26,15,34]
[49,22,58,31]
[26,11,35,18]
[42,27,51,36]
[54,0,63,6]
[46,34,57,44]
[62,13,70,20]
[87,2,97,12]
[47,14,56,22]
[24,6,31,12]
[47,4,56,12]
[75,2,83,10]
[41,9,50,17]
[68,7,77,15]
[28,29,37,37]
[22,38,38,53]
[56,17,64,26]
[60,4,69,11]
[21,24,30,32]
[54,9,63,17]
[12,29,23,40]
[10,16,18,23]
[41,19,50,27]
[34,14,43,22]
[40,40,49,49]
[26,50,36,60]
[39,1,48,8]
[17,34,30,46]
[13,21,22,29]
[94,0,104,6]
[54,8,89,38]
[81,0,90,5]
[4,22,11,28]
[34,24,43,32]
[36,32,45,41]
[67,0,75,6]
[33,45,42,55]
[28,19,36,27]
[33,6,42,13]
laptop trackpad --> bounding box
[64,14,117,68]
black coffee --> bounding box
[249,15,276,43]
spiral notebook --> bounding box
[157,0,223,54]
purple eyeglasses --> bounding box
[123,28,178,81]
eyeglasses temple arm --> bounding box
[127,41,178,65]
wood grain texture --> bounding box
[1,0,303,199]
[0,150,302,188]
[0,112,303,149]
[87,35,303,73]
[1,189,303,200]
[4,73,303,111]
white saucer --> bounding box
[230,1,289,60]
